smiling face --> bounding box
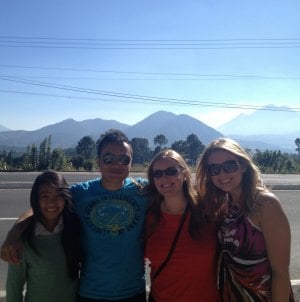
[207,150,247,202]
[152,157,185,199]
[98,142,132,190]
[39,184,65,231]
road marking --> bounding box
[0,218,18,221]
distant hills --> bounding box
[217,104,300,152]
[126,111,223,146]
[217,104,300,135]
[0,124,11,132]
[0,111,222,150]
[0,118,129,150]
[0,105,299,153]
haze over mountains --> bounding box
[217,104,300,152]
[0,124,11,132]
[0,105,299,153]
[217,104,300,135]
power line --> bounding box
[1,65,299,80]
[0,37,300,49]
[1,36,300,41]
[1,74,299,81]
[1,44,299,50]
[2,75,300,81]
[0,77,300,112]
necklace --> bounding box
[226,194,242,216]
[232,203,240,212]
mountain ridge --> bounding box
[0,124,12,132]
[0,111,223,150]
[217,104,300,135]
[0,106,299,152]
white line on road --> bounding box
[0,218,17,220]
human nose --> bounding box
[47,194,61,204]
[218,167,227,175]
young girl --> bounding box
[6,171,81,302]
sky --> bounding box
[0,0,300,131]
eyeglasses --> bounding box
[152,166,181,178]
[207,160,240,176]
[101,154,131,166]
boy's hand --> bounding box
[1,210,33,264]
[1,232,23,264]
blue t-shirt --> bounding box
[71,177,149,300]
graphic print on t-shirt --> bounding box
[84,193,141,237]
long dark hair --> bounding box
[145,149,205,240]
[23,171,81,279]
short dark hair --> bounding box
[97,129,132,157]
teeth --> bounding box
[220,179,231,184]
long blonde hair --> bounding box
[196,138,267,220]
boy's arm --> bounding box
[1,209,33,264]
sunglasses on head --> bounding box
[207,160,240,176]
[152,166,181,179]
[101,154,131,166]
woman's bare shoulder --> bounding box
[255,191,289,227]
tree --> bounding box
[76,136,96,160]
[253,149,295,173]
[45,135,52,168]
[295,138,300,158]
[51,148,66,170]
[71,155,84,170]
[83,160,94,171]
[171,140,188,157]
[153,134,168,154]
[285,159,295,173]
[21,153,32,171]
[30,144,38,170]
[38,136,51,170]
[131,137,151,164]
[185,134,205,165]
[6,150,13,167]
[0,157,6,171]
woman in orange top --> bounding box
[144,149,220,302]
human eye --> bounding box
[119,155,131,165]
[39,193,50,200]
[207,164,220,176]
[223,160,239,172]
[165,167,178,176]
[153,170,163,178]
[102,154,114,164]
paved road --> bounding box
[0,172,299,300]
[1,171,300,189]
